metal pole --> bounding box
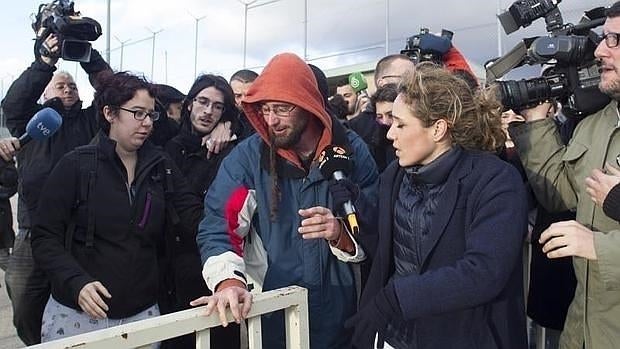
[189,14,206,79]
[304,0,308,61]
[385,0,389,55]
[114,35,130,71]
[147,28,163,81]
[106,0,111,63]
[243,3,249,68]
[497,0,503,57]
[165,50,168,84]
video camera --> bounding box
[401,28,454,64]
[486,1,609,117]
[32,0,102,62]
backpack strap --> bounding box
[66,145,98,251]
[159,157,179,227]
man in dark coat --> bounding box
[0,32,111,345]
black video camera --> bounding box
[487,2,609,117]
[32,0,102,62]
[401,28,454,65]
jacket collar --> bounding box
[44,97,83,118]
[91,131,164,176]
[383,149,471,269]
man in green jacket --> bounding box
[509,3,620,348]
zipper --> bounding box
[137,191,153,229]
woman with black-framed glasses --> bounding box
[31,72,204,343]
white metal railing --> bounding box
[28,285,309,349]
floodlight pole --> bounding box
[106,0,111,63]
[114,35,131,71]
[385,0,390,55]
[189,12,207,79]
[237,0,282,68]
[146,27,164,81]
[304,0,308,60]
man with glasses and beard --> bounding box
[509,3,620,348]
[191,53,378,349]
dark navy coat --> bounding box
[359,150,528,349]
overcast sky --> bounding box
[0,0,611,103]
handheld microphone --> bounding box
[318,145,360,235]
[348,72,368,94]
[18,107,63,146]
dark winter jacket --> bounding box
[0,160,17,250]
[358,150,528,349]
[1,50,111,228]
[31,133,203,318]
[165,127,236,198]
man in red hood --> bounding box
[192,53,379,348]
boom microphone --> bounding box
[19,107,63,146]
[318,145,360,235]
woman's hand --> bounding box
[78,281,112,319]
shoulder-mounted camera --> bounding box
[32,0,102,62]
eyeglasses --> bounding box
[193,97,225,113]
[119,107,160,121]
[258,103,297,117]
[602,32,620,48]
[380,75,402,81]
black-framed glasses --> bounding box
[258,103,297,117]
[119,107,160,121]
[602,32,620,48]
[193,97,225,113]
[380,74,402,81]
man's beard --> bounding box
[269,113,309,149]
[600,76,620,100]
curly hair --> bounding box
[93,72,155,134]
[398,63,505,152]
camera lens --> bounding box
[497,75,566,110]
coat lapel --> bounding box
[378,165,404,282]
[419,154,471,266]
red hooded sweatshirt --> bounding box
[241,53,333,170]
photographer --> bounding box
[508,3,620,348]
[1,26,111,345]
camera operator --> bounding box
[1,30,111,345]
[508,3,620,348]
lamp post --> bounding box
[114,35,131,71]
[188,12,207,79]
[237,0,282,68]
[146,27,163,81]
[303,0,308,60]
[106,0,111,63]
[385,0,390,55]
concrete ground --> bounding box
[0,267,24,349]
[0,194,23,349]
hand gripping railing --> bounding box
[28,285,309,349]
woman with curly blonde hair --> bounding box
[347,64,528,349]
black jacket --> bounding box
[31,133,203,318]
[348,110,396,172]
[0,160,17,250]
[1,50,110,228]
[165,127,236,198]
